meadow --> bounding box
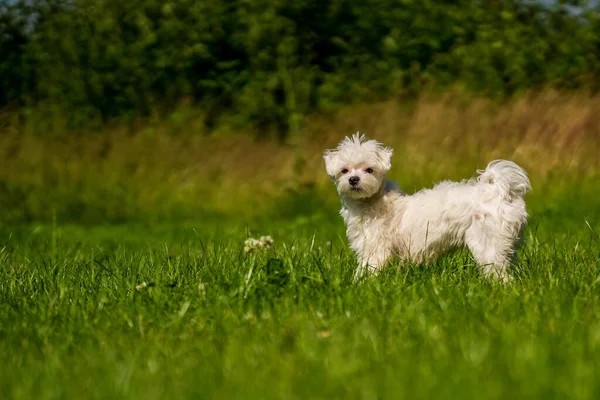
[1,93,600,399]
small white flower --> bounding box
[259,236,274,247]
[244,235,274,254]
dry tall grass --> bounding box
[1,91,598,222]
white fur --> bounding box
[324,133,531,282]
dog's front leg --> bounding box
[353,249,389,281]
[353,261,371,281]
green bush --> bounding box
[1,0,598,135]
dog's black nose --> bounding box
[349,176,360,186]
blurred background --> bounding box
[1,0,599,229]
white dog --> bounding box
[324,133,531,281]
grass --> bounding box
[1,91,600,398]
[1,90,599,224]
[1,178,600,400]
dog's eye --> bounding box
[341,168,349,174]
[365,168,374,173]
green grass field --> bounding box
[1,172,599,400]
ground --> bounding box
[1,93,600,398]
[1,175,599,399]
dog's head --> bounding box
[323,133,393,199]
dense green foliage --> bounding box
[1,0,599,133]
[1,180,599,399]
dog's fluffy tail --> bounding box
[477,160,531,200]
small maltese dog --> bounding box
[324,133,531,282]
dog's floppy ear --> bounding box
[377,147,393,172]
[323,150,339,177]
